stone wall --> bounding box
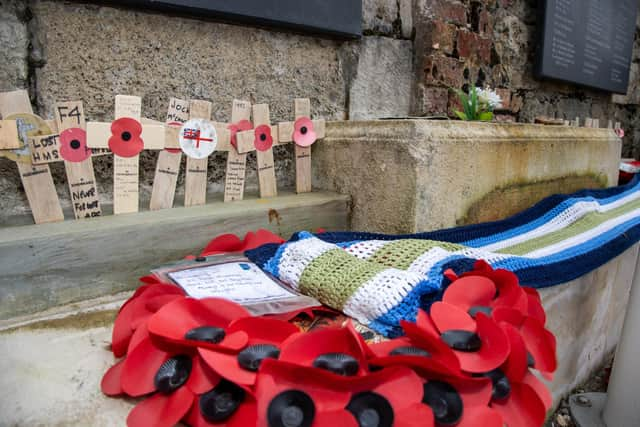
[0,0,638,221]
[412,0,640,157]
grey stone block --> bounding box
[0,2,28,91]
[314,119,621,233]
[362,0,399,34]
[348,37,414,120]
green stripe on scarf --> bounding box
[498,198,640,255]
[299,248,386,310]
[369,239,464,269]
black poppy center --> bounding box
[440,330,482,352]
[468,305,492,318]
[300,126,308,135]
[484,369,511,401]
[260,133,267,142]
[312,353,359,376]
[185,326,226,344]
[200,379,245,422]
[422,381,463,426]
[527,351,536,367]
[154,355,192,394]
[347,392,394,427]
[70,139,81,150]
[121,131,132,141]
[389,346,431,357]
[237,344,280,371]
[268,390,315,427]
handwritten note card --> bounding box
[168,261,296,304]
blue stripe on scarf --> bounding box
[463,187,640,248]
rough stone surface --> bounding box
[0,0,639,219]
[0,0,28,91]
[362,0,399,35]
[315,120,621,233]
[348,37,413,120]
[1,1,350,219]
[422,54,465,87]
[399,0,414,38]
[541,244,639,407]
[417,86,449,116]
[411,0,640,156]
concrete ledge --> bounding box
[0,191,350,320]
[314,120,621,233]
[542,243,639,406]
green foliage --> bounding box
[452,86,496,122]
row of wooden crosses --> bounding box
[0,90,325,224]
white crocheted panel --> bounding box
[276,237,336,291]
[343,240,390,260]
[525,207,640,258]
[480,189,640,252]
[407,246,510,276]
[342,268,424,325]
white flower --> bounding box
[476,87,502,109]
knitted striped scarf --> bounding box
[247,177,640,337]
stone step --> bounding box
[0,191,350,320]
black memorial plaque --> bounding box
[100,0,362,39]
[536,0,638,94]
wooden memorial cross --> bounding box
[584,118,600,128]
[0,89,64,224]
[181,99,214,207]
[27,100,102,219]
[175,99,250,203]
[86,95,165,214]
[277,98,326,193]
[236,104,280,198]
[0,119,20,149]
[222,99,252,202]
[149,97,190,210]
[612,121,624,138]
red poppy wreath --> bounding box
[102,237,557,427]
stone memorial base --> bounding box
[315,120,621,233]
[0,119,632,424]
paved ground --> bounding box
[545,354,614,427]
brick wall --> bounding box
[412,0,640,156]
